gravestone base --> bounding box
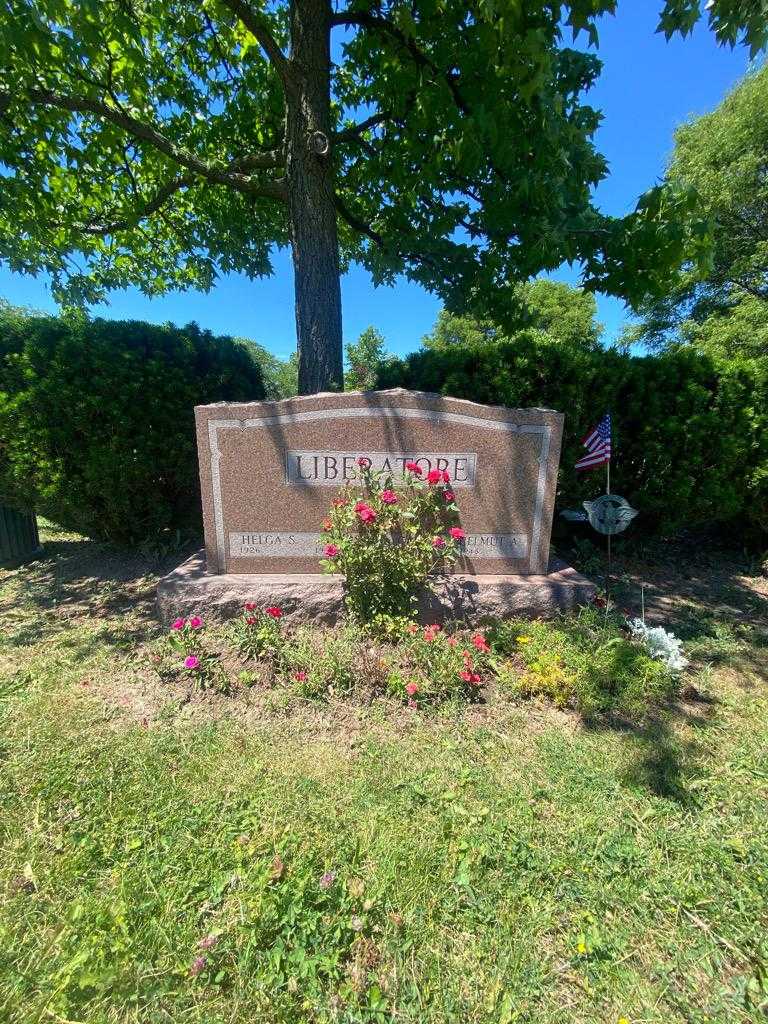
[157,550,596,627]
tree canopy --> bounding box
[424,279,602,352]
[629,62,768,356]
[0,1,765,391]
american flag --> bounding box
[575,413,611,471]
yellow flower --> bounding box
[618,1018,630,1024]
[516,635,532,644]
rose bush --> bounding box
[319,458,464,624]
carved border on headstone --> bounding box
[207,407,551,574]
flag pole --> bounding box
[605,419,612,611]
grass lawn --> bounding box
[1,526,767,1023]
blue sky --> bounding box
[0,5,760,359]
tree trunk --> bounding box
[286,0,343,395]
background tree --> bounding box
[424,280,602,352]
[628,64,768,356]
[345,325,391,390]
[0,2,764,394]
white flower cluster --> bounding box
[628,618,689,673]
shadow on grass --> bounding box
[1,530,198,651]
[585,694,719,805]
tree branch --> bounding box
[334,195,383,246]
[331,10,468,115]
[78,176,195,235]
[5,87,287,199]
[333,112,390,143]
[217,0,290,83]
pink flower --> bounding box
[447,637,458,648]
[356,456,371,468]
[265,606,283,619]
[443,490,455,502]
[441,471,451,483]
[404,461,423,476]
[184,655,200,670]
[423,625,441,641]
[380,489,398,504]
[324,543,339,557]
[190,956,207,977]
[449,527,465,540]
[471,633,490,653]
[244,602,257,611]
[294,670,308,682]
[319,870,336,890]
[405,681,419,696]
[460,669,481,684]
[432,536,446,549]
[171,618,185,631]
[355,501,376,524]
[407,698,418,709]
[189,616,203,629]
[426,468,442,485]
[198,934,218,950]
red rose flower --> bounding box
[404,461,423,476]
[426,468,442,485]
[449,527,465,540]
[441,470,451,483]
[443,490,455,502]
[355,501,376,524]
[265,606,283,618]
[244,602,257,611]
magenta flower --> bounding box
[432,536,446,549]
[356,456,371,468]
[449,527,465,540]
[184,655,200,670]
[189,616,203,629]
[294,670,308,682]
[190,955,207,977]
[171,618,185,631]
[319,870,336,890]
[380,489,398,504]
[443,490,455,502]
[426,469,442,485]
[323,544,340,558]
[198,934,218,950]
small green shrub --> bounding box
[492,609,678,718]
[280,625,359,699]
[228,604,285,661]
[385,624,493,706]
[319,459,464,623]
[0,315,266,543]
[164,615,228,692]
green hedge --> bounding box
[0,316,266,544]
[378,336,768,540]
